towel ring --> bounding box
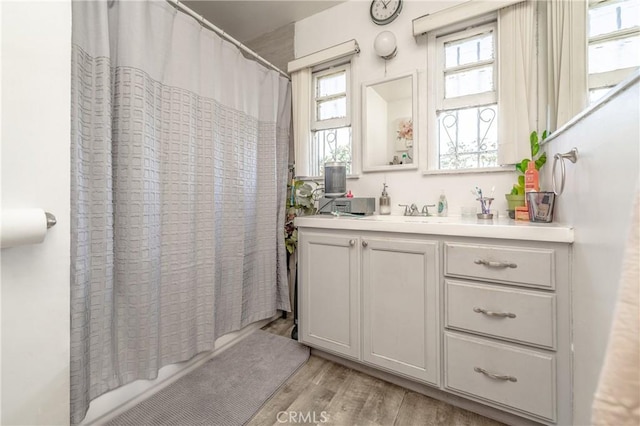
[552,148,578,196]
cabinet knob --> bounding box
[349,239,356,246]
[362,241,368,248]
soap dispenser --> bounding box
[437,190,448,217]
[380,183,391,215]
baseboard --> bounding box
[311,348,542,426]
[82,314,279,425]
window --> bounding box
[289,39,359,179]
[309,64,352,176]
[588,0,640,103]
[435,23,498,170]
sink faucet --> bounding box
[421,204,436,216]
[398,204,410,216]
[399,203,437,216]
[399,204,426,216]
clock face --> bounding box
[370,0,403,25]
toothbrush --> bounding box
[476,187,487,213]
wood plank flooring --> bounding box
[251,317,504,426]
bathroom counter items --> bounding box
[295,215,574,243]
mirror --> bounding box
[362,71,417,172]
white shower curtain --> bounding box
[70,1,291,423]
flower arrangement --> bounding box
[397,119,413,142]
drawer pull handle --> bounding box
[473,307,516,319]
[362,241,368,248]
[474,367,518,382]
[474,259,517,269]
[349,239,356,246]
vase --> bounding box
[505,194,526,219]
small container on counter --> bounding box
[379,183,391,215]
[437,191,448,217]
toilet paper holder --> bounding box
[45,212,57,229]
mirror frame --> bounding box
[361,70,418,172]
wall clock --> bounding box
[370,0,403,26]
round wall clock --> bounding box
[370,0,403,26]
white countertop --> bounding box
[295,214,574,243]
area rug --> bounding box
[104,330,310,426]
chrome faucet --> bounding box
[398,204,411,216]
[399,203,434,216]
[421,204,436,216]
[399,203,436,216]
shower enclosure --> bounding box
[70,1,291,422]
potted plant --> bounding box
[506,130,548,217]
[285,180,317,255]
[284,179,317,326]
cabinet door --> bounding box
[298,231,360,359]
[362,237,439,385]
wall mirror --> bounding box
[362,71,417,172]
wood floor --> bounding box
[250,317,504,426]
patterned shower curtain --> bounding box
[70,1,291,423]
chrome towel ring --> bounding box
[552,148,578,196]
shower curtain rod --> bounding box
[167,0,290,80]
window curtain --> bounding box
[498,0,538,164]
[291,69,312,177]
[546,0,588,131]
[70,1,291,423]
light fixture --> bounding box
[374,31,397,60]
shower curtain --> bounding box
[70,1,291,423]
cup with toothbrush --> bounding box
[473,186,495,219]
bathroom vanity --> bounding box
[295,215,573,425]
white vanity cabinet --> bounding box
[361,237,440,385]
[298,230,440,384]
[298,231,360,359]
[442,240,571,425]
[295,216,573,425]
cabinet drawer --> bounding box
[444,243,555,289]
[444,332,556,422]
[446,280,556,349]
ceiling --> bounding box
[182,1,345,43]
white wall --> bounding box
[0,1,72,424]
[295,0,515,215]
[540,76,640,425]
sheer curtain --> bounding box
[497,0,538,164]
[70,1,291,423]
[546,0,588,131]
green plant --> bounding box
[285,180,317,254]
[510,130,548,195]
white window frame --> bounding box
[307,60,356,178]
[311,63,351,131]
[435,23,498,112]
[588,0,640,95]
[426,16,504,173]
[289,40,360,179]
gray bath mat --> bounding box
[104,330,309,426]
